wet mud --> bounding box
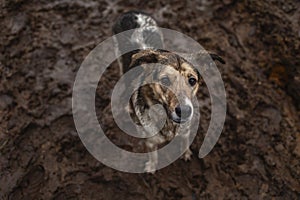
[0,0,300,199]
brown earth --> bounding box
[1,0,300,199]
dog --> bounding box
[113,11,224,173]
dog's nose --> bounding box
[175,105,192,119]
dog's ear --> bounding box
[196,50,225,65]
[208,53,225,64]
[130,49,159,67]
[127,50,158,87]
[129,49,161,82]
[180,50,225,65]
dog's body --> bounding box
[113,11,223,172]
[113,11,164,75]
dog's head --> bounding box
[130,49,204,124]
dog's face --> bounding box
[130,49,201,124]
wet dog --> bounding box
[113,11,224,172]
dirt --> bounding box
[1,0,300,199]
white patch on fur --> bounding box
[131,13,160,49]
[136,13,156,27]
[184,97,193,120]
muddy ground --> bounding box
[0,0,300,199]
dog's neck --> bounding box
[129,86,185,140]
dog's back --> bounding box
[112,11,164,74]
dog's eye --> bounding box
[160,76,171,86]
[188,77,197,86]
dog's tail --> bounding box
[113,11,163,74]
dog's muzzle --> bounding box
[171,98,193,124]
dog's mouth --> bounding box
[170,111,191,124]
[162,98,194,124]
[161,104,188,124]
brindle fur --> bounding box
[127,49,201,172]
[113,11,224,173]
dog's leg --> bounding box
[182,136,192,161]
[180,124,192,161]
[144,135,164,173]
[145,143,158,173]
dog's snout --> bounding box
[175,105,192,119]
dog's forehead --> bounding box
[131,49,196,74]
[179,62,196,73]
[160,53,198,77]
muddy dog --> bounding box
[113,11,224,172]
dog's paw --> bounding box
[181,148,193,161]
[144,161,157,174]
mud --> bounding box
[0,0,300,199]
